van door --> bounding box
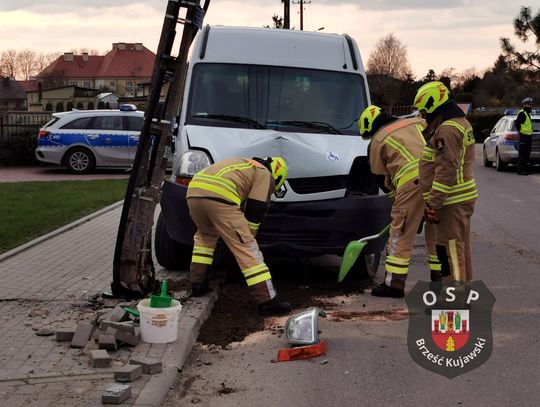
[87,115,131,166]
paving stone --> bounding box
[108,306,129,323]
[114,364,143,382]
[55,327,76,342]
[103,298,120,308]
[36,328,54,336]
[100,320,136,334]
[89,349,111,368]
[102,383,131,404]
[70,322,94,348]
[115,329,139,347]
[98,333,118,352]
[129,356,162,374]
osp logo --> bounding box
[405,281,495,378]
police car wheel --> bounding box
[65,148,95,174]
[495,149,506,172]
[482,147,493,167]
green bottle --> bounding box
[455,311,461,331]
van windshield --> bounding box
[187,63,368,135]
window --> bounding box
[87,102,95,110]
[110,81,116,87]
[70,81,78,86]
[84,81,91,88]
[91,115,123,131]
[61,117,94,129]
[126,116,144,131]
[187,63,368,135]
[76,102,84,110]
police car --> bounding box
[35,105,144,174]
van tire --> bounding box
[155,212,192,270]
[347,252,381,280]
[64,147,95,174]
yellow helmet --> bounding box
[358,105,382,138]
[268,157,287,191]
[413,81,450,114]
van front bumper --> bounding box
[160,180,392,257]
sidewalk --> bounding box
[0,204,216,406]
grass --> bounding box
[1,179,128,254]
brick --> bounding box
[115,329,139,347]
[129,356,162,374]
[55,327,76,342]
[102,383,131,404]
[103,298,120,308]
[114,364,143,382]
[70,323,94,348]
[98,329,118,352]
[36,328,54,336]
[100,320,136,334]
[108,306,129,323]
[89,349,111,368]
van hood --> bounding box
[184,125,367,178]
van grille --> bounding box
[257,230,329,246]
[288,175,348,194]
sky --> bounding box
[0,0,533,78]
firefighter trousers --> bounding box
[434,202,475,282]
[187,197,276,304]
[385,182,440,290]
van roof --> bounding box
[193,25,364,73]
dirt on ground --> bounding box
[197,257,375,348]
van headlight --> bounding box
[174,150,211,185]
[284,308,324,345]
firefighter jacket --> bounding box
[187,157,274,235]
[419,116,478,209]
[516,109,533,136]
[369,117,427,198]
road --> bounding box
[164,148,540,407]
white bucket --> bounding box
[137,299,182,344]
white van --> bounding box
[156,25,391,277]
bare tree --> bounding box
[71,48,101,55]
[0,50,18,79]
[17,49,39,80]
[500,6,540,73]
[366,33,413,80]
[35,52,62,74]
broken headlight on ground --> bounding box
[284,308,325,346]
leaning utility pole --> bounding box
[112,0,210,299]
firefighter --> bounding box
[186,156,292,316]
[414,81,478,282]
[516,97,533,175]
[358,106,441,298]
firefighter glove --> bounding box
[424,203,439,224]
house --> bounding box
[0,77,36,111]
[37,42,155,99]
[27,86,100,112]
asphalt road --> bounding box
[164,148,540,407]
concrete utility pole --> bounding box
[283,0,290,29]
[292,0,311,30]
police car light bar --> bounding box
[119,104,137,111]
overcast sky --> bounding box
[0,0,533,77]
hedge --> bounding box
[0,132,39,166]
[466,112,500,143]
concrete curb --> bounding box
[133,290,219,407]
[0,200,123,262]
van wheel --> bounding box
[495,149,507,172]
[155,212,192,270]
[65,147,95,174]
[347,252,381,280]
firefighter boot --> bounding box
[371,283,405,298]
[257,296,292,316]
[191,280,209,297]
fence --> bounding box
[0,112,53,140]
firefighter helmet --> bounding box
[413,81,450,114]
[358,105,382,139]
[268,157,287,191]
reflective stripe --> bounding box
[386,255,410,266]
[519,110,533,135]
[193,246,215,255]
[188,181,241,205]
[248,221,260,231]
[443,190,479,206]
[396,168,418,189]
[192,255,213,265]
[432,181,452,193]
[429,255,441,271]
[195,173,237,193]
[384,136,415,162]
[386,263,409,275]
[216,162,254,177]
[448,239,460,281]
[246,272,272,286]
[422,146,435,162]
[242,264,268,277]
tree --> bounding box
[0,50,18,79]
[500,6,540,74]
[17,49,39,80]
[366,33,413,80]
[423,69,437,82]
[264,14,284,29]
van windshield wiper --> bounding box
[194,114,266,129]
[266,120,342,135]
